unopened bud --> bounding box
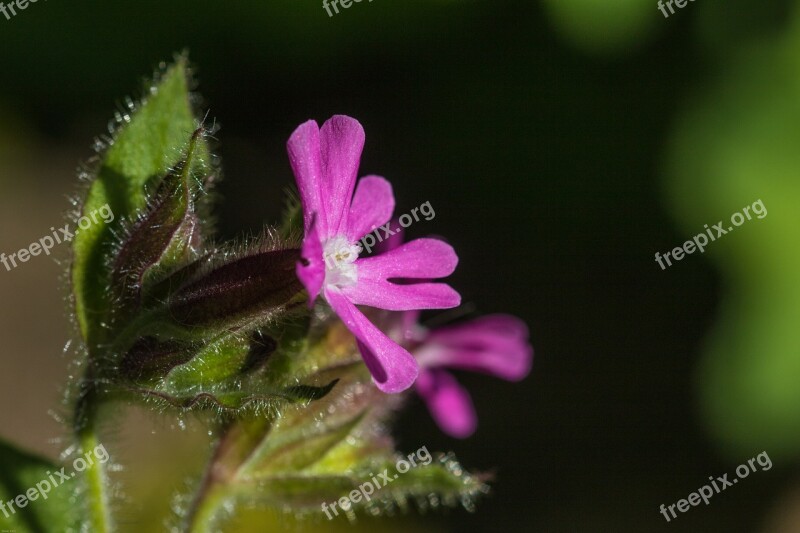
[168,249,303,327]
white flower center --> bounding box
[323,236,361,288]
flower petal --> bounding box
[287,120,328,237]
[428,314,530,344]
[325,289,419,393]
[355,238,459,280]
[340,238,460,311]
[342,278,461,311]
[346,176,395,242]
[296,217,325,305]
[416,369,477,438]
[320,115,365,235]
[416,315,533,381]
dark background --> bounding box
[1,1,797,531]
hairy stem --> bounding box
[185,418,272,533]
[75,383,112,533]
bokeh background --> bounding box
[2,0,800,531]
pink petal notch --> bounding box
[358,238,459,280]
[343,279,461,311]
[374,217,405,255]
[342,238,461,310]
[319,116,366,235]
[420,314,534,381]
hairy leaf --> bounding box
[0,439,84,532]
[127,379,339,412]
[232,456,489,516]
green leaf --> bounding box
[72,56,210,349]
[232,456,488,516]
[126,383,338,411]
[125,378,339,413]
[0,439,84,532]
[242,413,367,475]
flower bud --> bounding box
[119,336,194,381]
[111,130,205,312]
[168,249,303,328]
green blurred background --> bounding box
[2,0,800,531]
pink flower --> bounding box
[406,312,533,438]
[288,115,461,393]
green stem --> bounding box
[79,424,111,532]
[75,384,112,533]
[185,481,226,533]
[185,418,272,533]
